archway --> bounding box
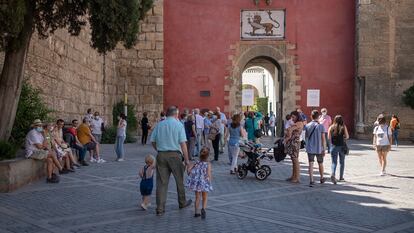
[242,66,276,114]
[227,44,298,137]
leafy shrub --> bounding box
[256,97,269,114]
[101,126,137,144]
[0,141,18,161]
[112,101,138,132]
[9,81,53,145]
[402,84,414,109]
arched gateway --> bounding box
[226,44,299,136]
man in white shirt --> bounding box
[194,108,204,157]
[25,119,60,183]
[90,111,104,143]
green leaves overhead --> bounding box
[0,0,27,51]
[0,0,154,54]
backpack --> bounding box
[208,121,220,140]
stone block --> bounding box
[156,24,164,32]
[141,23,156,32]
[135,59,154,68]
[148,16,163,24]
[154,59,163,68]
[0,156,46,193]
[146,51,163,59]
[156,42,164,50]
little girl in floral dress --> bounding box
[186,147,213,219]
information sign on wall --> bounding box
[242,89,255,106]
[241,10,285,40]
[307,89,320,107]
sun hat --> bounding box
[31,119,43,127]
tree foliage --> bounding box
[256,97,268,114]
[10,80,53,145]
[112,101,138,132]
[402,84,414,109]
[0,0,154,53]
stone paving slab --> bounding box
[0,138,413,233]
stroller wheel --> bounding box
[261,165,271,176]
[237,166,248,179]
[255,168,268,180]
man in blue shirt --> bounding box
[305,110,326,187]
[150,106,192,216]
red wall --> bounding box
[164,0,355,127]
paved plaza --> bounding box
[0,137,413,233]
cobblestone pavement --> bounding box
[1,137,413,233]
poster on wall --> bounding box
[242,89,255,106]
[307,89,320,107]
[241,10,285,40]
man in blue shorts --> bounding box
[305,110,326,187]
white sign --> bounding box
[307,89,320,107]
[241,10,285,40]
[242,89,255,106]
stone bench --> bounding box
[0,151,46,193]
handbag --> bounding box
[252,118,263,138]
[343,140,349,155]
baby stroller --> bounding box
[237,141,273,180]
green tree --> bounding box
[10,80,53,145]
[0,0,154,141]
[112,101,138,132]
[402,84,414,109]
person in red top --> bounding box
[390,114,400,147]
[66,119,89,166]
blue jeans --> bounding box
[393,129,399,146]
[331,145,345,179]
[115,136,126,159]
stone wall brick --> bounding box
[356,0,414,139]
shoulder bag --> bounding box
[253,118,263,138]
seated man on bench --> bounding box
[25,119,60,183]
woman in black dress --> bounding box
[141,112,150,145]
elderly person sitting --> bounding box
[53,119,80,168]
[25,119,61,183]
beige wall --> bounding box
[356,0,414,139]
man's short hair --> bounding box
[166,106,179,117]
[72,119,78,124]
[56,119,65,124]
[311,110,320,120]
[82,117,90,123]
[193,108,200,114]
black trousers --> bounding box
[142,128,148,144]
[212,133,221,161]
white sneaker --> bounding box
[97,158,106,163]
[380,171,386,176]
[117,158,125,162]
[141,203,147,210]
[90,158,97,163]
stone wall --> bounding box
[115,0,164,126]
[24,29,118,124]
[0,0,164,130]
[356,0,414,139]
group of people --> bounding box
[283,108,400,187]
[24,108,129,183]
[25,103,400,218]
